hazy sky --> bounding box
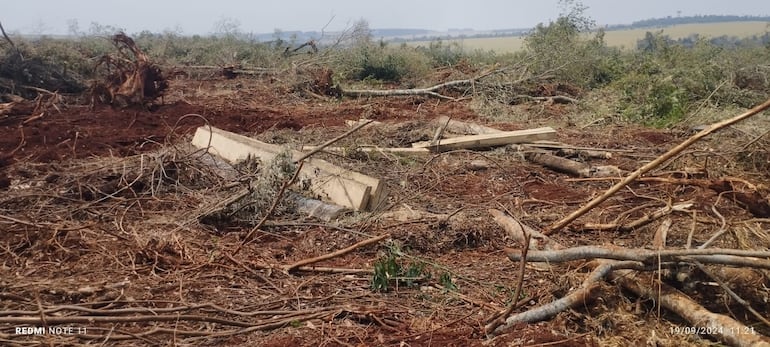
[4,0,770,35]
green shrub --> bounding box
[346,42,431,83]
[417,39,467,67]
[615,32,770,126]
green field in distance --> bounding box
[409,21,769,53]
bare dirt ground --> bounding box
[1,74,769,346]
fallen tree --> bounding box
[91,33,168,108]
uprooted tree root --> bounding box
[91,32,168,108]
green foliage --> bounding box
[370,242,437,293]
[344,41,431,83]
[134,32,282,67]
[524,0,621,88]
[615,31,770,125]
[439,272,457,292]
[417,39,466,67]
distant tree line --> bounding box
[609,15,770,30]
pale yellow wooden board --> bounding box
[412,127,557,151]
[192,126,381,211]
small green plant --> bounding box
[371,253,401,292]
[439,272,457,292]
[370,242,432,292]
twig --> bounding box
[547,98,770,234]
[0,303,334,318]
[699,205,727,249]
[21,112,45,125]
[283,233,390,272]
[511,95,578,104]
[0,214,40,227]
[578,202,692,232]
[485,231,531,334]
[291,266,374,274]
[295,119,374,163]
[221,252,281,292]
[741,127,770,150]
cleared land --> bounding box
[410,21,770,52]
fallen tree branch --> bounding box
[296,119,374,162]
[291,266,374,274]
[511,94,578,104]
[692,260,770,329]
[505,246,770,270]
[487,261,644,336]
[490,210,770,345]
[525,151,590,177]
[565,176,770,218]
[342,67,502,100]
[548,98,770,234]
[342,87,457,100]
[578,202,692,232]
[488,209,562,251]
[283,233,390,272]
[73,311,331,342]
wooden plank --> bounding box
[412,127,557,152]
[192,126,379,211]
[304,158,386,211]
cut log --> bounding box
[556,148,613,160]
[412,127,556,152]
[525,152,591,177]
[192,126,384,211]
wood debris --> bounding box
[192,126,385,211]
